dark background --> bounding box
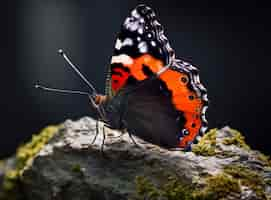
[1,1,270,158]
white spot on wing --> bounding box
[124,9,145,33]
[129,22,140,31]
[131,9,140,18]
[202,94,208,101]
[111,54,133,65]
[115,39,122,50]
[122,38,133,47]
[114,38,133,50]
[200,126,208,133]
[202,106,208,114]
[201,114,207,122]
[138,28,143,34]
[151,41,156,47]
[138,41,148,53]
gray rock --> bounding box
[1,117,271,200]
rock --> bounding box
[1,117,271,200]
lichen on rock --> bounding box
[192,128,217,156]
[224,164,267,199]
[135,175,194,200]
[0,125,59,200]
[222,128,250,150]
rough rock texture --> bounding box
[1,117,271,200]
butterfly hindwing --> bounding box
[112,78,181,148]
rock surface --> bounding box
[1,117,271,200]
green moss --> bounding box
[16,126,59,170]
[135,176,160,199]
[224,164,267,199]
[1,125,59,200]
[135,176,194,200]
[71,163,85,177]
[258,153,271,167]
[134,173,242,200]
[3,170,19,189]
[162,176,195,200]
[193,173,241,200]
[222,128,250,150]
[266,179,271,185]
[192,129,217,156]
[71,164,82,173]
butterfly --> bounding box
[36,4,208,151]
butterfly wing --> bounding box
[106,64,208,149]
[157,60,208,148]
[105,4,174,97]
[104,4,208,150]
[109,77,180,148]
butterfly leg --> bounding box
[101,124,106,154]
[127,131,139,146]
[91,120,100,145]
[120,120,139,146]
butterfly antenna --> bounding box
[35,84,91,96]
[57,49,97,96]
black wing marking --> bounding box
[118,78,184,148]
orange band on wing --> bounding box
[111,54,163,91]
[159,69,203,148]
[110,54,203,148]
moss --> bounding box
[162,176,195,200]
[224,164,267,199]
[71,164,82,173]
[266,179,271,185]
[71,163,85,177]
[135,176,160,200]
[135,176,194,200]
[0,125,59,200]
[258,153,271,167]
[16,126,59,170]
[135,173,242,200]
[193,173,241,200]
[222,128,250,150]
[192,129,217,156]
[2,170,20,191]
